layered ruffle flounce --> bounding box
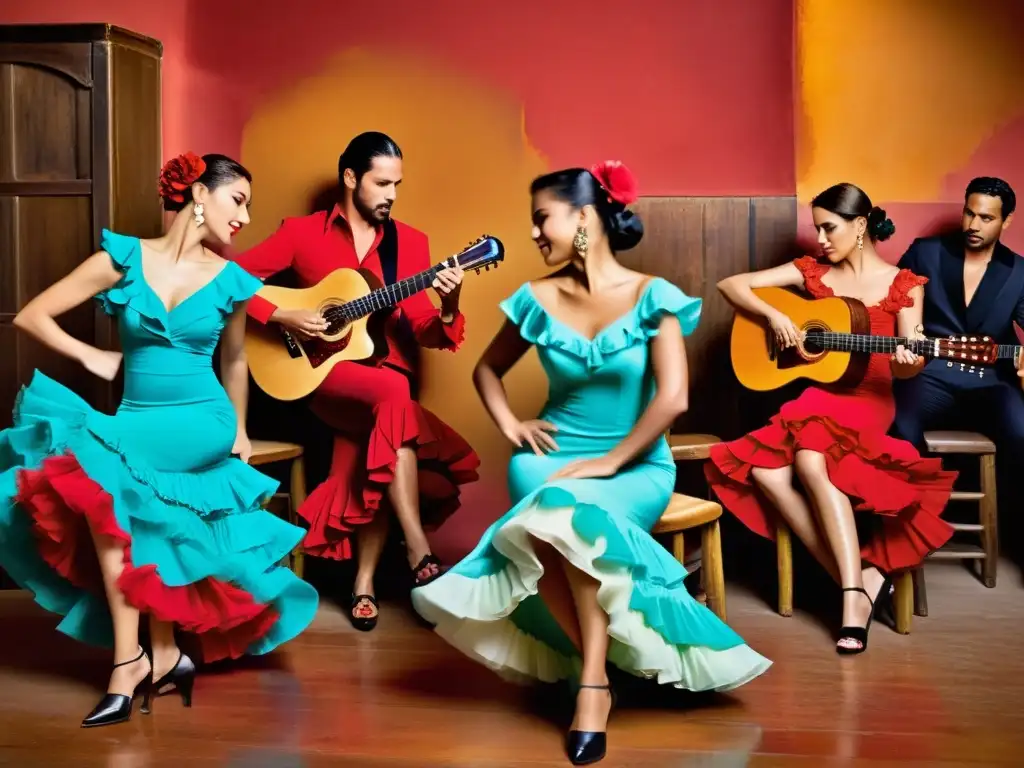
[412,486,771,691]
[0,372,318,661]
[706,394,957,572]
[299,399,479,560]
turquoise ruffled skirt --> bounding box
[0,372,318,661]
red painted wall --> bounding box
[1,0,797,196]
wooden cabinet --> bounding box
[0,24,162,588]
[0,24,163,422]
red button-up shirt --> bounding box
[230,205,465,376]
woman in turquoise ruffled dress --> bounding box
[412,162,771,765]
[0,152,318,728]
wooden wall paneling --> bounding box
[744,197,802,431]
[628,197,779,440]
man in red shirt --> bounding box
[233,132,479,631]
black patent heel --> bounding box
[143,651,197,713]
[566,683,615,765]
[81,647,151,728]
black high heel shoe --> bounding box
[836,574,892,655]
[349,594,379,632]
[81,647,151,728]
[566,683,616,766]
[143,651,196,712]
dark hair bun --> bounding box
[606,207,644,251]
[867,207,895,242]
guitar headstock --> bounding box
[938,334,996,377]
[452,235,505,274]
[937,334,997,364]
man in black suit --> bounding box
[893,177,1023,460]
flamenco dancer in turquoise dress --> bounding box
[412,162,770,765]
[0,153,317,728]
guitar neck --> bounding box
[339,259,454,320]
[810,332,939,357]
[996,343,1023,363]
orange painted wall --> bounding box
[795,0,1024,258]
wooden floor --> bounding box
[0,561,1022,767]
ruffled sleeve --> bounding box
[878,269,928,314]
[793,255,833,298]
[214,262,266,316]
[498,279,702,371]
[498,283,549,345]
[634,278,702,339]
[95,229,144,317]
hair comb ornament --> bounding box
[589,160,639,206]
[158,152,206,203]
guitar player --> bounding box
[231,132,480,631]
[892,177,1024,473]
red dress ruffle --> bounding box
[299,399,480,560]
[16,453,279,662]
[705,257,956,572]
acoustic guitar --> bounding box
[245,235,504,401]
[730,287,996,391]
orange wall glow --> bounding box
[795,0,1024,258]
[233,50,551,556]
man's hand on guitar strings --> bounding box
[273,307,329,339]
[432,266,464,307]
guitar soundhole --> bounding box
[798,322,828,360]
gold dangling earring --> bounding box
[573,225,589,258]
[857,232,864,251]
[193,202,205,228]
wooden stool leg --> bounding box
[701,520,727,622]
[289,457,307,580]
[979,452,998,588]
[894,570,913,634]
[776,522,793,617]
[912,567,928,617]
[671,531,685,564]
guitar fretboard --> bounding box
[806,332,935,356]
[996,344,1023,363]
[324,259,453,323]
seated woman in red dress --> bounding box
[705,183,956,654]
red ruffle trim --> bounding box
[439,312,467,350]
[15,453,279,663]
[298,400,479,560]
[792,255,928,314]
[705,412,956,573]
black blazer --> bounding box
[898,234,1024,385]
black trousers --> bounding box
[893,371,1024,463]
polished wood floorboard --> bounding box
[0,560,1022,767]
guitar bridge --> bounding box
[279,327,304,359]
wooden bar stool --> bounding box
[898,431,999,624]
[667,433,723,465]
[652,493,727,621]
[922,431,998,588]
[249,440,308,579]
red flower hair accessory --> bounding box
[158,152,206,203]
[589,160,639,206]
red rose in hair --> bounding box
[589,160,639,206]
[158,152,206,203]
